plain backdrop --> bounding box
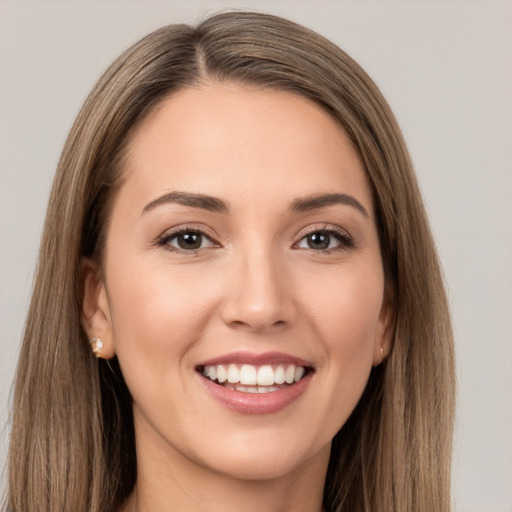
[0,1,511,511]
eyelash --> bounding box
[156,224,353,254]
[157,225,220,254]
[294,225,354,253]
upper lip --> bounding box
[197,351,314,368]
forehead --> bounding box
[120,82,373,215]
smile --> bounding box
[200,364,307,394]
[196,352,314,414]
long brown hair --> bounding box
[5,12,455,512]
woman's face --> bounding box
[86,82,391,481]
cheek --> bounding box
[104,256,221,384]
[298,262,384,418]
[301,261,384,351]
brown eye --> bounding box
[306,232,330,250]
[296,229,353,251]
[164,230,213,251]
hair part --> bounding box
[6,12,454,512]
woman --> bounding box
[5,11,455,512]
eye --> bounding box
[295,229,352,251]
[160,229,217,252]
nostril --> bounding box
[227,318,289,332]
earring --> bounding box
[90,337,103,358]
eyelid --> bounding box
[295,223,351,240]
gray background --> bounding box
[1,1,511,511]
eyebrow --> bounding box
[142,191,368,217]
[142,191,229,215]
[290,193,368,217]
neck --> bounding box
[119,424,330,512]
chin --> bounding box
[198,447,326,482]
[178,425,333,483]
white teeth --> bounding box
[229,384,281,394]
[217,365,227,383]
[202,363,308,389]
[274,365,285,384]
[285,365,295,384]
[239,364,257,385]
[227,364,239,383]
[257,365,275,386]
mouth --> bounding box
[195,351,315,414]
[196,363,311,394]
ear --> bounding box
[372,295,394,367]
[81,258,116,359]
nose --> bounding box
[220,247,297,333]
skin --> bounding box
[83,82,392,512]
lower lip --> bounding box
[199,372,313,415]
